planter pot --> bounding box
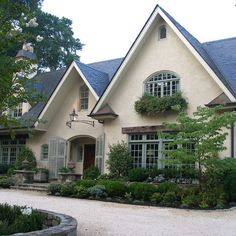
[34,171,49,183]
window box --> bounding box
[134,93,187,116]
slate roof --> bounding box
[75,61,110,97]
[88,58,123,80]
[15,58,122,128]
[159,6,236,98]
[16,49,37,60]
[2,5,236,130]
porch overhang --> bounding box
[206,92,236,110]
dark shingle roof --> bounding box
[88,58,123,80]
[22,68,66,121]
[75,61,109,97]
[16,49,37,60]
[203,38,236,96]
[159,6,236,98]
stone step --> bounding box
[11,183,49,192]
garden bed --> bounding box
[0,204,77,236]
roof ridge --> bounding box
[88,57,124,65]
[203,37,236,45]
[76,60,109,76]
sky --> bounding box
[42,0,236,63]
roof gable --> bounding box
[91,5,236,115]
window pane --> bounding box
[146,143,158,169]
[80,85,89,110]
[130,144,143,168]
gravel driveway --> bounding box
[0,189,236,236]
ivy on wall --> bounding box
[134,93,187,116]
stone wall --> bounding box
[12,210,77,236]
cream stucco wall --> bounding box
[102,17,231,171]
[26,67,103,170]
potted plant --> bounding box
[34,168,49,183]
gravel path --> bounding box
[0,189,236,236]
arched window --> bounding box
[80,85,89,110]
[144,72,180,97]
[159,25,167,39]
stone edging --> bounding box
[11,209,77,236]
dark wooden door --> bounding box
[83,144,95,170]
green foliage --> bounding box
[150,192,163,204]
[0,176,14,188]
[128,168,149,182]
[99,180,128,198]
[60,182,76,197]
[106,141,132,177]
[87,185,107,199]
[31,10,82,71]
[223,169,236,202]
[0,0,45,130]
[74,185,89,199]
[59,167,70,173]
[0,164,13,174]
[157,182,180,195]
[129,182,157,201]
[0,204,45,235]
[76,179,97,188]
[135,93,187,116]
[162,191,177,206]
[181,194,200,208]
[83,166,100,180]
[163,106,236,187]
[14,147,36,170]
[47,183,62,195]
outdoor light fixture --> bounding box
[66,109,94,128]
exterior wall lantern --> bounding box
[66,109,94,128]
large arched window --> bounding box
[144,71,180,97]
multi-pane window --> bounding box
[144,72,180,97]
[10,103,23,118]
[80,85,89,110]
[0,139,26,165]
[129,133,194,169]
[41,144,48,160]
[159,25,167,39]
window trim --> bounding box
[144,71,180,97]
[159,25,167,39]
[40,144,48,160]
[79,85,89,111]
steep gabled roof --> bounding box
[88,58,123,80]
[75,61,109,97]
[10,58,122,129]
[203,37,236,96]
[90,5,236,115]
[160,7,236,99]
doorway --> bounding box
[83,144,95,170]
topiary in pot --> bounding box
[14,147,37,170]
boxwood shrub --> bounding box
[129,182,157,201]
[99,180,128,198]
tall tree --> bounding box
[0,0,44,130]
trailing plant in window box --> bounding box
[134,93,187,116]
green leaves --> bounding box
[134,92,187,116]
[163,106,236,186]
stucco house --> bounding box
[1,5,236,179]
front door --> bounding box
[83,144,95,170]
